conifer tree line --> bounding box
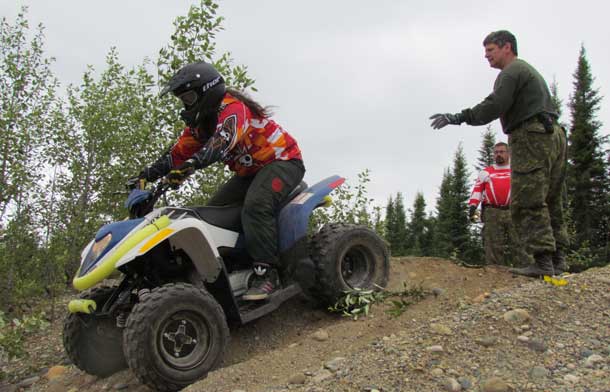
[0,2,608,311]
[383,45,609,270]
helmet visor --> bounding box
[178,90,198,107]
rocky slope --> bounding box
[2,257,609,392]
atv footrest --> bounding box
[238,283,302,324]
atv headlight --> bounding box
[90,233,112,261]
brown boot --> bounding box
[509,253,555,278]
[553,249,568,274]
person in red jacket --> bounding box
[468,142,528,266]
[136,61,305,301]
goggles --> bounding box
[178,90,198,107]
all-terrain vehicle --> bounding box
[63,175,390,391]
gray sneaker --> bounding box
[242,263,279,301]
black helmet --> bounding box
[161,61,226,128]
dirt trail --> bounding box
[5,257,530,392]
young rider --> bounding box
[134,61,305,301]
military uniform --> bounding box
[509,120,568,258]
[481,206,528,266]
[469,165,528,266]
[460,58,568,273]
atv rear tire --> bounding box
[63,286,127,377]
[123,283,229,392]
[311,223,390,305]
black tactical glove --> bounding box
[166,159,197,189]
[429,113,465,129]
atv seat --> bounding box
[189,181,308,232]
[191,205,243,232]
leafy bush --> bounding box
[309,169,380,232]
[0,311,50,361]
[328,282,427,320]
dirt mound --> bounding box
[8,257,607,392]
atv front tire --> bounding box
[123,283,229,392]
[63,286,128,377]
[311,223,390,305]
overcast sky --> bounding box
[3,1,609,213]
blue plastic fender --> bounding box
[277,175,345,251]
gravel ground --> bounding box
[188,262,610,392]
[2,257,608,392]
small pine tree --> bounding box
[475,126,496,172]
[385,193,407,256]
[450,144,473,260]
[433,145,479,262]
[384,195,396,249]
[393,193,408,256]
[550,77,563,119]
[434,169,454,258]
[406,192,428,256]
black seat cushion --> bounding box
[188,181,308,232]
[190,205,243,232]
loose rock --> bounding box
[503,309,531,324]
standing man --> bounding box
[469,142,527,266]
[429,30,568,277]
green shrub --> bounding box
[0,310,50,361]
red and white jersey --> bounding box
[169,93,302,176]
[468,164,511,207]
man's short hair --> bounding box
[494,142,509,153]
[483,30,518,56]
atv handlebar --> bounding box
[127,180,171,219]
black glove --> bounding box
[429,113,464,129]
[468,205,478,223]
[166,159,197,189]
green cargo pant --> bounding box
[207,159,305,267]
[509,120,569,258]
[482,206,529,266]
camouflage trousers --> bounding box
[482,206,529,266]
[509,120,569,258]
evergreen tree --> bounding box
[434,169,454,258]
[393,193,408,256]
[567,45,610,263]
[384,193,407,256]
[384,195,396,251]
[405,192,428,256]
[550,77,563,120]
[449,144,473,260]
[475,126,496,172]
[433,145,476,261]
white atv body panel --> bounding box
[113,212,239,282]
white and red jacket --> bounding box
[468,164,511,208]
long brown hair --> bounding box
[226,87,273,118]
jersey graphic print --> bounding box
[167,93,302,176]
[469,165,512,207]
[217,94,302,176]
